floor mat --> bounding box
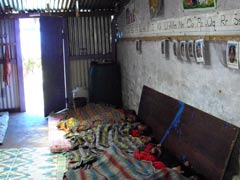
[0,147,67,180]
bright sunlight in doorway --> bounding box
[19,18,44,116]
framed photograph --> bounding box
[136,40,142,54]
[161,40,165,55]
[180,41,187,61]
[173,40,178,57]
[195,39,205,63]
[149,0,164,19]
[176,41,182,61]
[126,1,136,24]
[187,40,195,62]
[161,40,169,59]
[183,0,216,10]
[226,41,239,69]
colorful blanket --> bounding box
[57,104,125,133]
[64,144,186,180]
[66,123,144,168]
[49,103,125,153]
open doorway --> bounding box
[19,18,44,116]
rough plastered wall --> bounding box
[117,0,240,127]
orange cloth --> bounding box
[3,45,11,86]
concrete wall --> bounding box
[117,0,240,127]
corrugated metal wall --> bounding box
[0,19,20,110]
[0,0,117,15]
[68,15,112,56]
[0,14,114,110]
[0,64,19,109]
[67,14,113,91]
[69,58,104,89]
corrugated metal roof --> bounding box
[0,0,127,15]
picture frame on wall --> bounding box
[180,41,187,61]
[182,0,216,11]
[187,40,195,62]
[176,41,183,61]
[136,40,142,54]
[226,41,239,69]
[195,39,205,63]
[149,0,164,19]
[173,40,178,58]
[161,40,165,55]
[161,40,170,59]
[126,1,136,24]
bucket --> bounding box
[72,86,89,100]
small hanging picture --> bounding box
[149,0,164,19]
[161,40,169,59]
[183,0,216,10]
[173,40,178,58]
[126,1,136,24]
[195,39,205,63]
[180,41,187,61]
[136,40,142,54]
[161,40,165,55]
[226,41,239,69]
[176,41,182,61]
[187,40,195,62]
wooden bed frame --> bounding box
[138,86,239,180]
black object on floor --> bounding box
[89,62,122,107]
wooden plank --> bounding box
[138,86,179,145]
[120,35,240,41]
[138,86,239,180]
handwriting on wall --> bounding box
[119,9,240,37]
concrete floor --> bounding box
[0,112,49,149]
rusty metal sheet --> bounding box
[0,0,120,14]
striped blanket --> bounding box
[66,123,144,168]
[73,103,125,123]
[95,122,144,152]
[64,144,186,180]
[57,103,125,133]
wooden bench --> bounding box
[138,86,239,180]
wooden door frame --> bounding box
[15,19,26,112]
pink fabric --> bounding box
[48,114,71,153]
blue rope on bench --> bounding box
[160,100,185,145]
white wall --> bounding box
[117,0,240,127]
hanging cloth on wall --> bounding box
[160,100,185,145]
[3,45,11,86]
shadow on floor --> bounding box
[0,112,49,149]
